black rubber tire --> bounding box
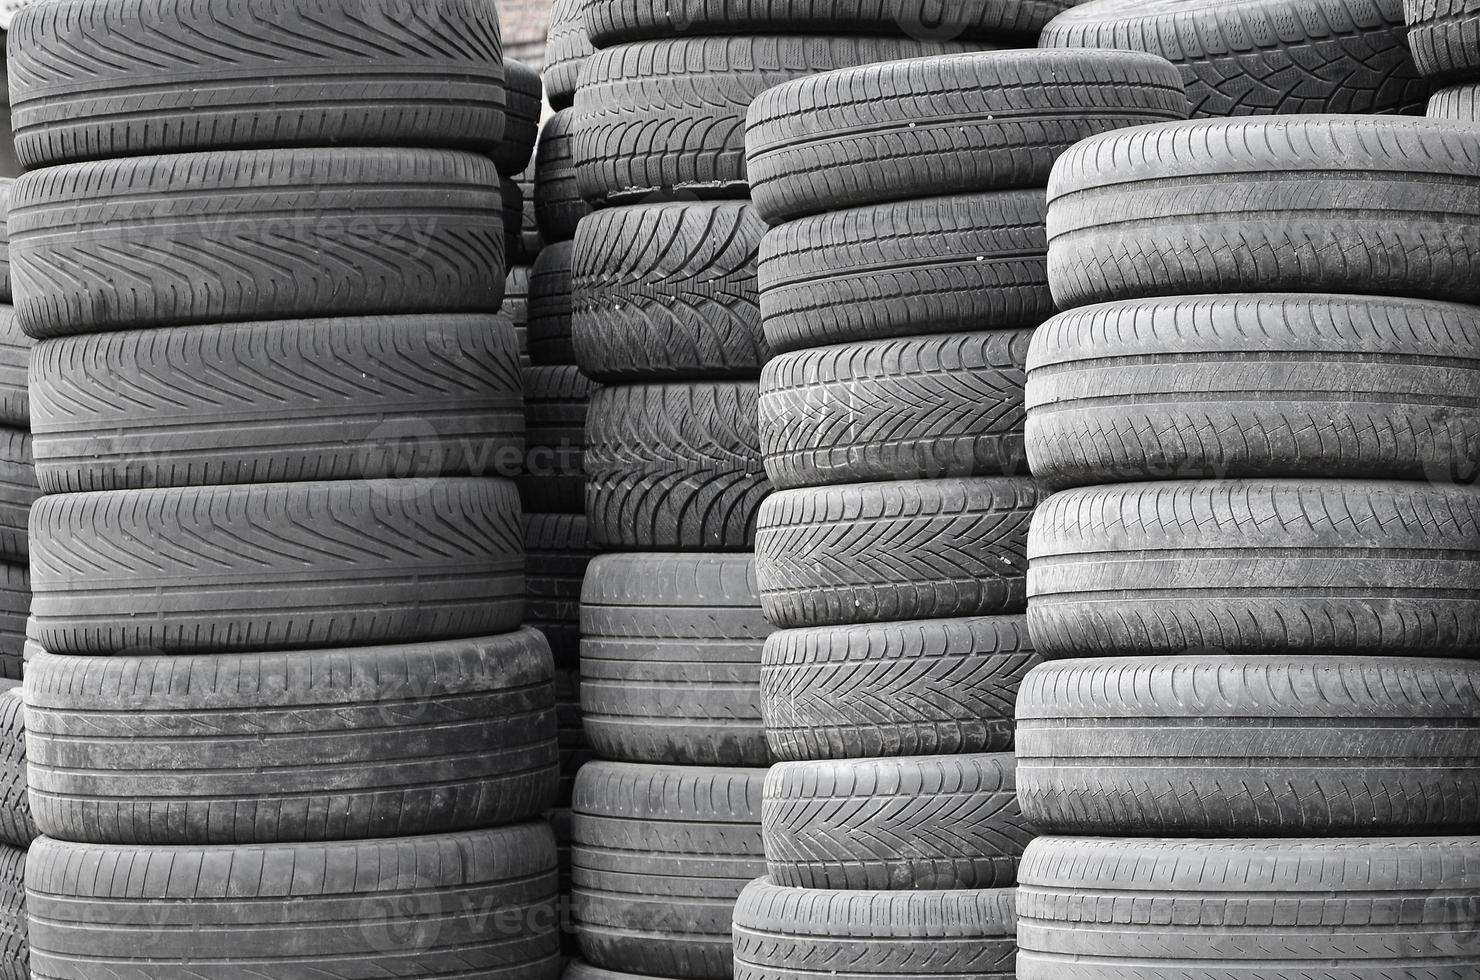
[1041,0,1428,117]
[520,365,590,515]
[1018,654,1480,836]
[536,111,594,244]
[515,161,544,263]
[7,0,506,168]
[0,180,11,304]
[572,36,991,204]
[757,477,1037,629]
[581,552,772,767]
[505,265,533,361]
[1026,293,1480,488]
[1029,479,1480,658]
[745,50,1187,222]
[572,201,768,381]
[529,241,576,365]
[0,308,27,429]
[0,431,35,563]
[501,177,524,264]
[26,630,558,845]
[527,513,596,666]
[11,149,504,338]
[1430,80,1480,118]
[1047,116,1480,310]
[29,478,524,657]
[26,825,562,980]
[761,330,1031,489]
[585,382,771,551]
[0,569,25,682]
[1405,0,1480,82]
[0,686,36,849]
[1017,835,1480,979]
[759,191,1050,353]
[0,844,21,980]
[565,964,660,980]
[571,761,766,980]
[762,616,1039,762]
[495,60,543,178]
[584,0,1074,44]
[556,668,593,805]
[30,314,524,493]
[733,878,1017,980]
[762,754,1030,890]
[545,0,595,111]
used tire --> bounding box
[1041,0,1428,117]
[733,878,1017,980]
[520,365,590,514]
[514,162,543,263]
[505,265,533,361]
[761,330,1031,489]
[1029,480,1480,658]
[573,202,768,381]
[1026,293,1480,488]
[1430,80,1480,119]
[762,616,1039,762]
[0,308,27,428]
[527,513,596,665]
[0,568,25,681]
[0,181,11,304]
[581,553,772,766]
[545,0,594,111]
[757,478,1037,629]
[1017,836,1480,979]
[1047,116,1480,310]
[29,478,524,656]
[0,431,35,562]
[496,60,542,178]
[0,845,21,980]
[565,963,661,980]
[7,0,506,167]
[758,192,1050,353]
[536,111,593,243]
[572,761,766,980]
[1017,654,1480,836]
[762,754,1030,890]
[30,314,524,492]
[585,382,771,550]
[0,685,36,849]
[745,50,1187,222]
[529,241,576,365]
[26,825,561,979]
[1405,0,1480,81]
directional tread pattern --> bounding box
[546,0,594,110]
[495,60,542,178]
[530,241,576,365]
[520,366,590,515]
[0,845,22,980]
[536,111,593,244]
[1430,79,1480,118]
[527,513,596,666]
[1405,0,1480,81]
[0,308,27,428]
[0,686,37,849]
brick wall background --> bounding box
[502,0,556,70]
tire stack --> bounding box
[1017,114,1480,976]
[7,3,566,976]
[0,684,35,977]
[733,49,1191,979]
[1408,1,1480,120]
[0,186,34,684]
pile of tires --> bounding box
[734,49,1191,979]
[1406,0,1480,120]
[0,186,34,684]
[1017,113,1480,976]
[7,3,566,976]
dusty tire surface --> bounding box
[0,686,36,848]
[520,365,590,514]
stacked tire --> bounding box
[735,50,1191,979]
[0,188,34,685]
[1017,114,1480,976]
[1407,1,1480,120]
[7,4,565,977]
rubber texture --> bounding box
[0,430,35,563]
[515,162,544,263]
[1029,479,1480,658]
[500,178,524,264]
[1017,835,1480,979]
[505,265,533,361]
[762,754,1030,890]
[29,478,524,656]
[30,313,524,492]
[520,365,590,515]
[1405,0,1480,81]
[762,616,1039,762]
[536,111,593,243]
[7,0,506,168]
[0,181,11,304]
[0,844,22,980]
[0,686,36,849]
[564,963,659,980]
[585,382,771,551]
[26,825,562,980]
[581,553,772,766]
[0,568,25,681]
[745,49,1188,222]
[495,60,542,178]
[761,330,1031,489]
[1047,116,1480,310]
[546,0,595,111]
[759,191,1051,353]
[0,308,27,428]
[1026,293,1480,488]
[572,36,992,204]
[527,513,596,666]
[573,201,768,381]
[757,477,1037,629]
[1430,80,1480,118]
[571,761,766,980]
[1041,0,1428,117]
[733,878,1017,980]
[530,241,576,365]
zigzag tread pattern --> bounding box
[0,687,36,849]
[0,845,21,980]
[545,0,594,109]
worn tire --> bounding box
[0,181,11,304]
[745,50,1187,222]
[26,825,561,980]
[1405,0,1480,81]
[495,60,542,178]
[761,330,1031,489]
[585,382,771,550]
[29,479,524,656]
[572,761,766,980]
[515,162,544,263]
[0,845,22,980]
[759,192,1050,353]
[564,963,659,980]
[1029,480,1480,658]
[0,568,25,682]
[0,308,27,428]
[0,431,35,563]
[573,202,768,381]
[733,878,1017,980]
[546,0,595,111]
[7,0,505,167]
[757,478,1036,629]
[521,366,590,515]
[530,241,576,365]
[1026,294,1480,488]
[1430,80,1480,118]
[527,513,595,666]
[762,754,1030,890]
[12,149,504,338]
[536,111,593,244]
[762,616,1039,762]
[1017,835,1480,979]
[581,553,772,766]
[0,686,36,849]
[505,265,533,361]
[1047,116,1480,310]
